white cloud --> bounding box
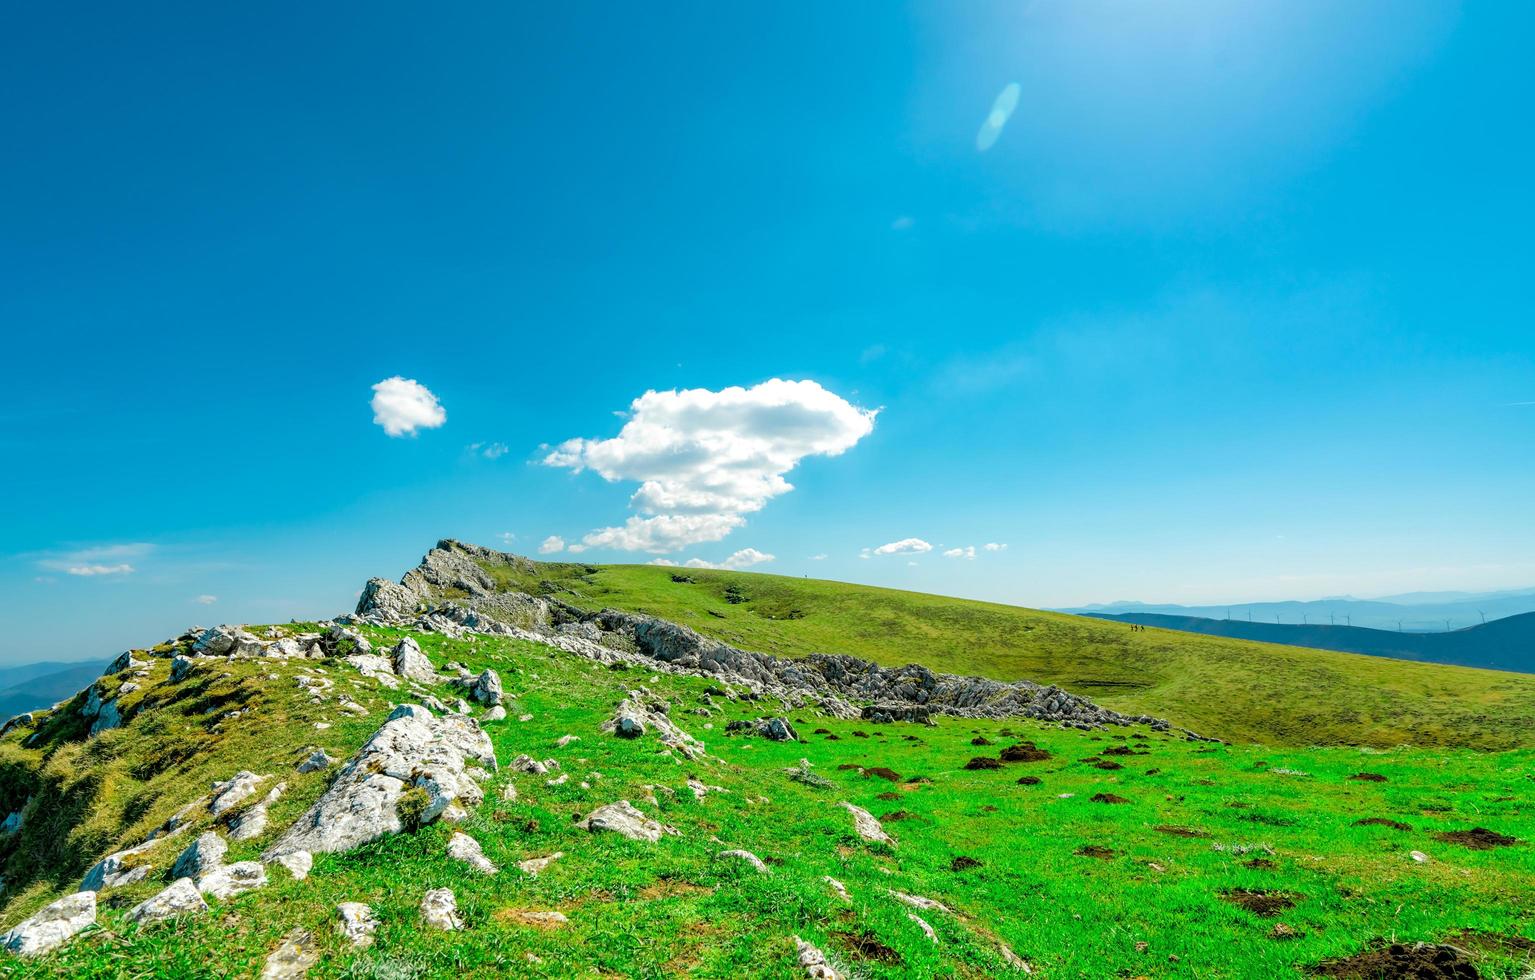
[944,546,977,560]
[498,532,517,545]
[976,82,1021,152]
[907,560,919,567]
[538,535,566,555]
[544,379,876,553]
[647,558,679,567]
[468,441,509,459]
[869,538,933,557]
[68,563,135,577]
[195,594,218,605]
[809,554,828,561]
[681,548,776,571]
[890,216,913,231]
[984,542,1008,552]
[370,377,446,437]
[36,543,152,577]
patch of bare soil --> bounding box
[1355,817,1412,832]
[637,880,715,900]
[863,767,902,782]
[813,728,832,735]
[1075,845,1117,860]
[834,930,903,966]
[950,856,983,871]
[836,763,860,771]
[1445,930,1535,956]
[1433,827,1520,850]
[881,810,916,822]
[1155,825,1208,838]
[1093,761,1125,771]
[1016,775,1041,786]
[1243,858,1277,870]
[852,730,869,738]
[971,736,993,746]
[1349,772,1388,782]
[1000,743,1051,763]
[1091,793,1130,804]
[1308,942,1480,979]
[964,757,1003,771]
[875,791,901,801]
[1102,745,1136,756]
[1222,889,1298,917]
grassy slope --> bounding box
[1,625,1531,979]
[477,560,1535,750]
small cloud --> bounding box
[475,442,510,459]
[68,563,135,576]
[975,81,1021,152]
[538,535,566,555]
[370,376,446,437]
[195,594,218,605]
[498,532,517,545]
[808,554,828,561]
[907,560,919,567]
[682,548,776,571]
[983,542,1008,552]
[859,344,888,364]
[566,543,587,554]
[870,538,933,557]
[647,558,679,567]
[943,546,977,560]
[1509,400,1535,407]
[890,216,914,231]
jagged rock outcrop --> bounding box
[263,708,495,859]
[601,693,706,759]
[171,832,227,880]
[1,892,96,957]
[128,878,207,923]
[79,843,154,891]
[389,637,436,683]
[196,860,266,900]
[356,577,421,622]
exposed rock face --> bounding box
[323,625,371,657]
[469,669,503,706]
[210,771,266,817]
[296,749,335,773]
[264,709,495,859]
[446,832,498,875]
[601,694,706,758]
[336,903,378,946]
[171,832,227,880]
[196,860,267,900]
[760,717,798,742]
[170,655,196,683]
[105,650,147,675]
[582,800,672,842]
[260,928,319,979]
[390,637,436,683]
[194,626,238,656]
[128,878,207,923]
[420,888,462,931]
[356,577,421,621]
[840,802,894,845]
[79,843,154,891]
[230,783,285,841]
[275,851,312,880]
[1,891,96,957]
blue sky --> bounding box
[3,2,1533,666]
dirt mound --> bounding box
[1433,827,1519,850]
[1308,942,1480,979]
[1075,845,1116,860]
[1016,775,1042,786]
[1092,760,1124,771]
[963,757,1003,771]
[1355,817,1412,831]
[875,791,901,801]
[1102,745,1136,756]
[881,810,916,822]
[1221,889,1298,917]
[1243,858,1277,870]
[834,930,903,965]
[950,856,982,871]
[1348,772,1388,782]
[1155,825,1208,838]
[863,766,901,782]
[813,728,831,735]
[1090,793,1130,805]
[971,736,993,746]
[1000,744,1051,763]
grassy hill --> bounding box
[1085,611,1535,675]
[2,622,1531,978]
[469,558,1535,750]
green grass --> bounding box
[482,558,1535,750]
[3,625,1531,978]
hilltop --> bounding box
[0,541,1530,978]
[1085,611,1535,675]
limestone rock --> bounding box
[517,852,562,876]
[264,711,495,859]
[469,669,503,706]
[356,577,421,622]
[717,849,769,873]
[485,705,507,721]
[171,832,227,880]
[275,850,312,881]
[230,783,286,841]
[128,877,207,924]
[840,802,894,845]
[170,655,196,683]
[260,928,319,980]
[105,650,146,675]
[582,800,672,842]
[197,860,267,900]
[759,716,799,742]
[601,694,706,759]
[908,912,937,942]
[446,832,498,875]
[210,771,265,817]
[792,936,839,980]
[420,888,462,931]
[193,626,238,656]
[296,749,336,773]
[890,891,951,914]
[79,843,154,891]
[335,903,378,946]
[390,637,436,683]
[323,625,371,657]
[1,891,96,957]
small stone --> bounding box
[1,891,97,957]
[275,851,313,881]
[582,800,671,842]
[128,878,207,924]
[260,928,319,980]
[470,669,503,706]
[716,849,769,873]
[420,888,462,931]
[197,861,267,900]
[840,802,895,845]
[171,832,228,880]
[296,749,336,773]
[518,852,563,876]
[908,912,937,942]
[792,936,839,979]
[335,903,379,947]
[446,833,498,875]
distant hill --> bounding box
[0,661,105,722]
[1084,611,1535,674]
[1062,588,1535,632]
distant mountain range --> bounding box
[1061,587,1535,633]
[1082,610,1535,674]
[0,659,105,723]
